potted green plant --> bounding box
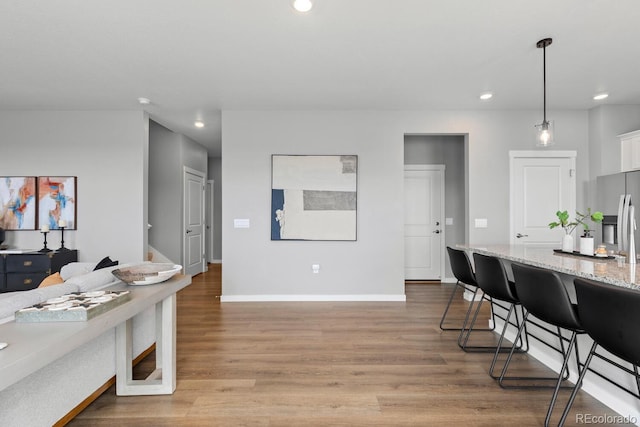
[549,210,578,252]
[575,209,604,255]
[549,209,603,254]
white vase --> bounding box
[579,236,595,256]
[562,234,574,252]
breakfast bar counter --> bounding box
[458,244,640,291]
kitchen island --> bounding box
[459,244,640,425]
[459,244,639,290]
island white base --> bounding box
[493,307,640,426]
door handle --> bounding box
[433,230,442,234]
[516,233,529,238]
[186,229,192,234]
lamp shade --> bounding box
[535,120,554,147]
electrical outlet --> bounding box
[312,264,320,274]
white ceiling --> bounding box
[2,0,640,156]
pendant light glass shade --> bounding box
[535,38,553,147]
[535,120,554,147]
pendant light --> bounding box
[535,38,553,147]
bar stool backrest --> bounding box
[512,263,581,331]
[472,253,518,304]
[574,278,640,366]
[447,247,477,287]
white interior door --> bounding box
[183,168,205,276]
[404,165,444,280]
[510,151,576,245]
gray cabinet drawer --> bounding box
[6,255,50,273]
[5,272,47,292]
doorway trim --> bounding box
[183,166,206,276]
[207,179,215,264]
[404,164,446,281]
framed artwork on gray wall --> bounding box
[0,176,37,230]
[271,155,357,241]
[38,176,77,230]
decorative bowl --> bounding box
[112,263,182,285]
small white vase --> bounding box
[579,236,595,256]
[562,234,574,252]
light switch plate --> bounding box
[474,218,488,228]
[234,219,250,228]
[445,217,453,226]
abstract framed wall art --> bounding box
[271,155,357,241]
[38,176,77,230]
[0,176,37,230]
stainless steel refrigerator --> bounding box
[596,170,640,257]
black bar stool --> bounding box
[439,247,495,332]
[506,263,585,426]
[559,278,640,426]
[459,253,528,364]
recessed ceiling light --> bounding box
[479,92,493,101]
[293,0,313,12]
[593,93,609,101]
[137,97,151,105]
[194,121,205,128]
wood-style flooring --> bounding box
[69,265,626,426]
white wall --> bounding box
[0,110,148,263]
[221,109,590,300]
[589,105,640,178]
[588,105,640,208]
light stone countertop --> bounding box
[458,244,640,291]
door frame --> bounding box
[404,164,446,280]
[183,166,206,275]
[206,179,215,264]
[509,150,577,245]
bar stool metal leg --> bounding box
[545,330,579,427]
[558,341,598,427]
[458,294,527,354]
[493,312,575,387]
[439,281,494,332]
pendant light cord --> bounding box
[543,43,547,123]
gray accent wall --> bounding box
[404,135,465,280]
[0,110,148,263]
[221,109,590,299]
[148,120,207,264]
[208,156,222,261]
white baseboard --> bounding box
[463,289,484,302]
[209,259,222,264]
[440,277,457,283]
[220,294,407,302]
